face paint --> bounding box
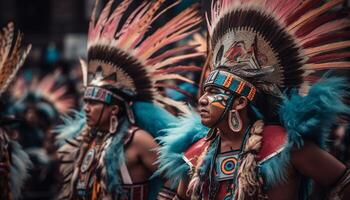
[206,87,231,109]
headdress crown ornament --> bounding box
[205,0,350,97]
[0,22,31,97]
[81,0,202,112]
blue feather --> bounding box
[279,78,350,149]
[105,117,130,194]
[53,110,86,146]
[198,138,217,179]
[132,101,178,138]
[259,150,290,188]
[259,78,350,199]
[10,140,33,200]
[156,111,208,187]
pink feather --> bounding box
[288,0,343,32]
[295,11,349,38]
[100,0,132,40]
[304,41,350,57]
[117,0,163,50]
[275,0,301,22]
[136,6,200,59]
[304,61,350,70]
[152,65,202,75]
[146,45,200,66]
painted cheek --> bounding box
[208,94,227,109]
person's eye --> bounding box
[209,88,220,94]
[205,87,213,93]
[84,99,97,105]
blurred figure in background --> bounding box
[9,70,76,200]
[0,22,32,200]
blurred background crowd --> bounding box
[0,0,350,199]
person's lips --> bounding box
[199,108,210,118]
[86,115,91,122]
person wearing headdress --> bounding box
[156,0,350,199]
[55,0,202,199]
[0,22,32,200]
[11,70,76,148]
[7,70,76,199]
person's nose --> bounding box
[198,94,209,106]
[84,102,90,114]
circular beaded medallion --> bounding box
[81,148,95,173]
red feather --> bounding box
[307,52,350,64]
[152,65,202,75]
[285,0,323,26]
[295,11,349,38]
[302,32,350,49]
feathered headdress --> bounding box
[0,22,31,97]
[204,0,350,99]
[12,70,75,117]
[81,0,202,115]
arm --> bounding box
[133,130,179,199]
[134,129,159,173]
[291,141,350,199]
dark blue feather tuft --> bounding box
[132,101,178,138]
[259,78,350,199]
[279,78,350,149]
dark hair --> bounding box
[250,92,281,125]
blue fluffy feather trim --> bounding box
[53,110,86,146]
[259,78,350,199]
[132,101,178,138]
[279,77,350,149]
[155,111,208,187]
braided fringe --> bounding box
[236,120,267,200]
[187,132,219,200]
[188,143,210,200]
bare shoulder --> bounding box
[291,141,330,164]
[133,129,155,142]
[290,141,346,187]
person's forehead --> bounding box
[83,98,103,104]
[206,85,225,92]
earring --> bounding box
[228,110,242,132]
[109,115,118,133]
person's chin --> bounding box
[200,117,213,127]
[86,120,94,127]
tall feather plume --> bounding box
[208,0,350,94]
[0,22,31,96]
[84,0,203,113]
